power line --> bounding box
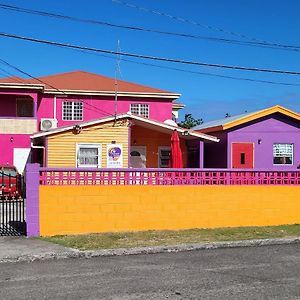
[0,66,26,83]
[0,57,117,118]
[70,46,300,87]
[0,2,299,52]
[112,0,297,50]
[1,32,300,75]
[0,57,68,94]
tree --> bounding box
[178,114,203,129]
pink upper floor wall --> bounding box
[0,89,174,125]
[38,95,173,127]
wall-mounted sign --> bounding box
[107,144,123,168]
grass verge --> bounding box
[40,224,300,251]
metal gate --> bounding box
[0,169,26,236]
[0,197,26,236]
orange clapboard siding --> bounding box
[39,185,300,236]
[131,125,187,168]
[47,120,129,167]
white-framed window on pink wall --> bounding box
[62,101,83,121]
[130,103,149,118]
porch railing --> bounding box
[39,168,300,186]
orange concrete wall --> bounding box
[131,125,187,168]
[39,185,300,236]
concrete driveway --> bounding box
[0,243,299,299]
[0,237,75,262]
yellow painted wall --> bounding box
[39,185,300,236]
[47,120,129,167]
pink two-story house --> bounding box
[0,70,183,172]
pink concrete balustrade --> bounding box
[39,168,300,186]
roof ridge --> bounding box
[194,104,300,132]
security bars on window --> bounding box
[130,104,149,118]
[63,101,83,121]
[273,143,293,165]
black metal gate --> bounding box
[0,169,26,236]
[0,197,26,236]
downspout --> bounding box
[53,96,57,119]
[31,141,45,167]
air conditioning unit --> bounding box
[40,118,58,131]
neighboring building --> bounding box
[193,105,300,170]
[31,114,218,168]
[0,70,184,172]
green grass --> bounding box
[40,224,300,251]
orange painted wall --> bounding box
[131,125,187,168]
[39,185,300,236]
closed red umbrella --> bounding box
[170,130,183,168]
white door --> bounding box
[13,148,31,174]
[130,146,146,168]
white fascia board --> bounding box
[44,89,180,99]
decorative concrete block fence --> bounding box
[26,164,300,237]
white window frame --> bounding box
[130,103,150,118]
[273,143,294,165]
[158,146,171,168]
[76,143,102,168]
[62,101,83,121]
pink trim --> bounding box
[39,167,300,186]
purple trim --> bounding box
[128,120,132,167]
[26,163,40,237]
[33,99,37,118]
[44,137,48,167]
[199,141,204,168]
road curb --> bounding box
[1,237,300,263]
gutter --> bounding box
[31,141,45,167]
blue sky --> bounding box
[0,0,300,121]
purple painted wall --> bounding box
[227,114,300,170]
[26,163,40,237]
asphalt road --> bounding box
[0,244,300,299]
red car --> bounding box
[0,166,22,197]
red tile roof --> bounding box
[0,70,178,95]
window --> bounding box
[130,104,149,118]
[273,143,293,165]
[240,153,245,165]
[159,147,171,168]
[16,98,33,117]
[63,101,83,121]
[76,144,101,168]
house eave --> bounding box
[0,83,44,90]
[31,113,219,142]
[44,89,181,99]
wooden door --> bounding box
[232,143,254,169]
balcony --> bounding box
[0,94,37,134]
[0,118,37,134]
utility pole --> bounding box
[114,40,122,122]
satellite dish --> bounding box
[164,119,178,127]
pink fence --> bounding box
[39,168,300,186]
